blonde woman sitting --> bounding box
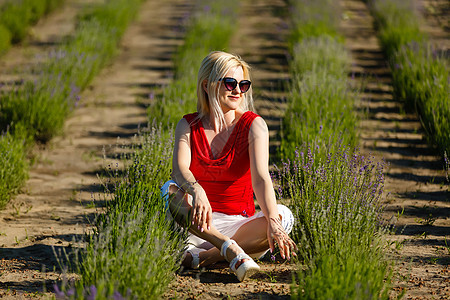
[161,51,296,281]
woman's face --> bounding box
[217,66,245,114]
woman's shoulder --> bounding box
[242,110,259,119]
[240,111,263,126]
[248,114,268,136]
[238,111,260,126]
[183,112,199,122]
[176,112,200,134]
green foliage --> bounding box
[0,24,11,54]
[0,79,75,142]
[0,127,29,208]
[0,0,144,142]
[78,0,142,41]
[281,73,358,162]
[287,0,341,45]
[281,36,358,162]
[283,1,391,298]
[74,211,182,299]
[281,5,358,163]
[289,36,349,78]
[275,142,392,299]
[0,0,64,44]
[369,0,449,156]
[390,44,449,156]
[60,125,184,299]
[292,245,391,299]
[370,0,424,58]
[148,0,238,127]
[0,0,144,208]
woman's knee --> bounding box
[161,180,192,226]
[277,204,294,234]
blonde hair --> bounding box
[196,51,254,131]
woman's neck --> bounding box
[208,110,239,133]
[223,109,237,126]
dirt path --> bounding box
[0,0,187,298]
[340,0,449,298]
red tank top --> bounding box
[183,111,259,217]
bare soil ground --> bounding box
[0,0,448,299]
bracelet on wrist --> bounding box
[182,180,198,192]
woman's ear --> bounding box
[202,80,208,94]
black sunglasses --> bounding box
[220,77,252,93]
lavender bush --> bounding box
[368,0,423,58]
[0,0,145,208]
[287,0,340,41]
[57,124,185,299]
[274,142,392,298]
[390,43,449,156]
[281,0,359,164]
[0,127,29,208]
[0,0,144,142]
[368,0,449,156]
[0,0,64,54]
[148,0,238,127]
[282,1,391,297]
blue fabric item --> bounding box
[160,179,177,211]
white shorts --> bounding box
[161,180,295,258]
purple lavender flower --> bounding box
[113,291,126,300]
[89,285,97,299]
[53,284,66,299]
[67,288,75,296]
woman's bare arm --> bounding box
[171,118,212,231]
[248,117,297,259]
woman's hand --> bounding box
[267,216,297,260]
[190,185,212,232]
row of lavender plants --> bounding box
[0,0,65,55]
[281,0,392,298]
[1,0,145,142]
[367,0,449,157]
[0,0,145,208]
[55,1,241,298]
[147,1,238,126]
[58,125,185,299]
[0,0,66,208]
[280,1,358,163]
[0,127,29,208]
